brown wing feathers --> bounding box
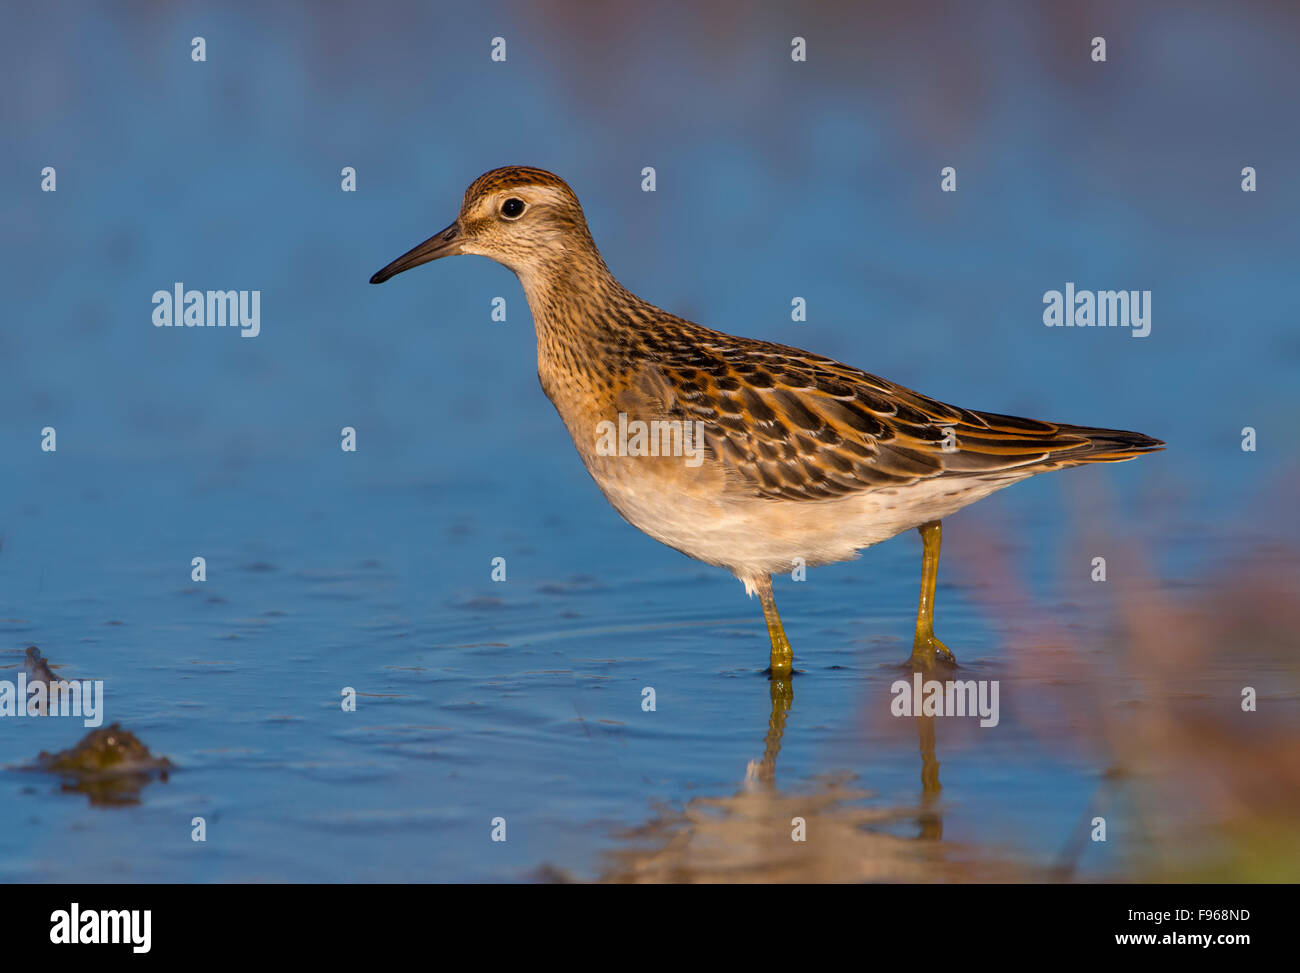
[656,333,1163,502]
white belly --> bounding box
[592,463,1018,585]
[543,380,1023,589]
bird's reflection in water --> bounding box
[748,676,792,786]
[602,675,1015,882]
[916,709,943,841]
[760,678,945,842]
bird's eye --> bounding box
[500,197,526,219]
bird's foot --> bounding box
[765,648,794,681]
[908,632,957,670]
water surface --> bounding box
[2,1,1297,882]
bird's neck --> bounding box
[517,251,648,400]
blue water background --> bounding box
[1,2,1296,881]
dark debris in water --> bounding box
[20,723,173,808]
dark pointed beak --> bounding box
[369,222,463,284]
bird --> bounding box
[370,166,1163,677]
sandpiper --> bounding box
[370,167,1163,675]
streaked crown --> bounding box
[369,166,610,288]
[456,166,599,273]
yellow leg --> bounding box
[755,576,794,679]
[911,521,956,667]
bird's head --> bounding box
[369,166,597,286]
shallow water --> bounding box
[3,450,1287,882]
[3,2,1298,882]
